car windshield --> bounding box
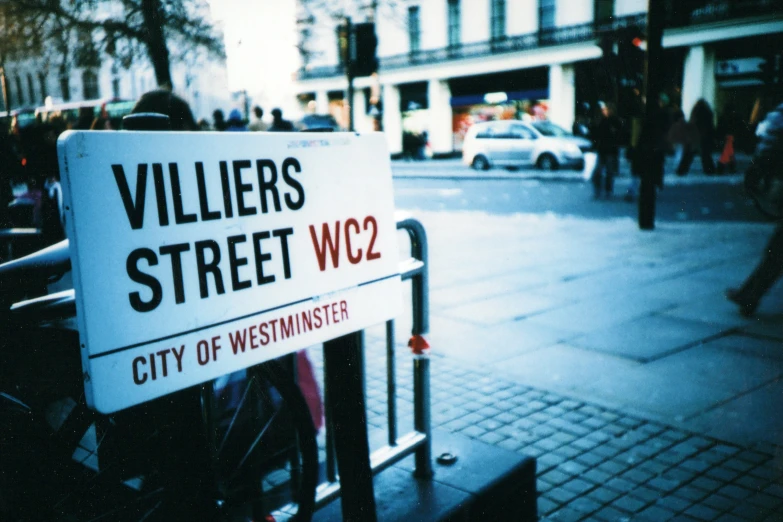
[532,121,571,137]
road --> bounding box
[390,165,765,224]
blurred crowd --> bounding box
[0,94,297,247]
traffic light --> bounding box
[352,23,378,77]
[617,27,645,89]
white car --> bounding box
[462,120,592,171]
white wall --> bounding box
[420,0,447,50]
[462,0,490,44]
[376,2,410,57]
[508,1,538,36]
[556,0,593,27]
[615,0,648,16]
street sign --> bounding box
[58,131,402,413]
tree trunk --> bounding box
[141,0,173,90]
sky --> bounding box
[208,0,300,116]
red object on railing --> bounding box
[408,335,430,354]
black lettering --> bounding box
[196,162,222,221]
[168,163,198,224]
[152,163,170,226]
[219,161,234,218]
[127,248,162,312]
[273,227,294,279]
[159,243,191,304]
[282,157,305,210]
[233,160,256,216]
[132,356,147,384]
[195,240,225,298]
[256,159,282,213]
[227,234,252,291]
[112,164,148,230]
[252,231,275,286]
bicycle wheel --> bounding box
[202,357,319,522]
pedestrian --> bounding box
[726,102,783,316]
[268,108,295,132]
[677,98,716,175]
[629,92,672,199]
[132,89,198,131]
[248,106,267,131]
[716,103,741,174]
[590,102,622,199]
[572,102,591,139]
[225,108,247,131]
[212,109,226,131]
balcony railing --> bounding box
[298,14,646,81]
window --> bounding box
[38,73,47,101]
[448,0,461,47]
[491,0,506,40]
[595,0,614,23]
[15,75,24,105]
[82,70,99,99]
[511,124,536,140]
[408,6,420,53]
[539,0,556,30]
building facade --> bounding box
[0,3,231,124]
[294,0,783,156]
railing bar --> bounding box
[386,319,397,447]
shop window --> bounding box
[38,73,47,102]
[539,0,556,31]
[595,0,614,23]
[448,0,461,48]
[83,70,99,100]
[15,75,24,106]
[491,0,506,40]
[408,6,420,53]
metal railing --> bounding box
[313,214,432,509]
[297,14,647,80]
[666,0,782,28]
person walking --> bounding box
[591,102,622,199]
[726,102,783,316]
[212,109,226,131]
[248,106,267,131]
[268,108,295,132]
[677,98,717,175]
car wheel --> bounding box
[472,155,490,171]
[536,153,559,171]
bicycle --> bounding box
[0,237,319,521]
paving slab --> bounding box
[439,290,565,325]
[569,314,731,362]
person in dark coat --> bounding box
[591,102,622,199]
[727,102,783,315]
[225,108,247,131]
[677,98,716,175]
[212,109,226,131]
[268,108,295,132]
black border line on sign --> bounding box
[88,273,401,360]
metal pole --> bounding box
[323,331,377,522]
[412,352,433,478]
[386,319,397,446]
[346,17,355,132]
[638,0,665,230]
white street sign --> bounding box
[58,131,402,413]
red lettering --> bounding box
[269,319,279,342]
[301,310,312,332]
[313,307,322,328]
[249,325,258,349]
[345,218,362,264]
[281,315,294,339]
[197,340,210,365]
[321,304,331,325]
[340,300,349,320]
[364,216,381,260]
[309,221,340,271]
[259,322,270,345]
[229,329,247,354]
[331,302,339,323]
[211,336,221,360]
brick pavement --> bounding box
[310,338,783,521]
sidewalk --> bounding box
[391,152,752,187]
[311,207,783,521]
